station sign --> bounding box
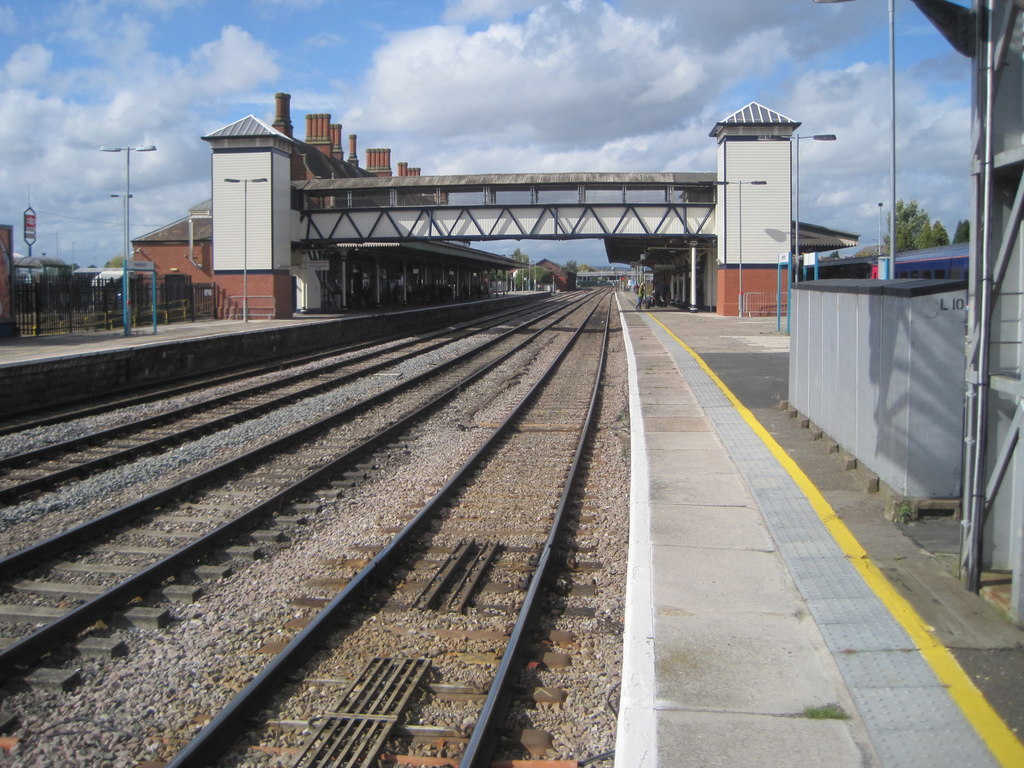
[23,207,36,246]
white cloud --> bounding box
[355,2,710,150]
[444,0,539,23]
[0,0,974,267]
[3,44,52,86]
[0,6,281,263]
[188,25,280,98]
[305,31,346,49]
[785,60,970,245]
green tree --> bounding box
[918,219,950,249]
[888,200,931,254]
[953,219,970,243]
[564,259,579,272]
[513,265,550,289]
[509,247,529,264]
[105,255,124,268]
[577,263,593,272]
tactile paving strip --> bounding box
[644,316,999,768]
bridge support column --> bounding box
[340,256,348,311]
[373,259,382,307]
[690,246,699,312]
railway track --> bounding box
[0,301,542,438]
[0,294,596,680]
[166,293,614,767]
[0,297,585,505]
[0,289,626,768]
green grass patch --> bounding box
[803,703,850,720]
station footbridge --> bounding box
[201,101,858,319]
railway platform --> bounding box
[2,292,1023,766]
[615,292,1024,767]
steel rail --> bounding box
[0,297,583,503]
[0,298,550,437]
[162,292,608,768]
[462,297,612,767]
[0,296,593,678]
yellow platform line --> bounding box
[649,314,1024,768]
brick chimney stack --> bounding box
[273,92,293,138]
[348,134,359,166]
[305,113,333,157]
[367,148,389,175]
[367,147,393,177]
[330,123,343,161]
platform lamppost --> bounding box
[878,201,884,255]
[815,0,896,278]
[716,180,767,316]
[793,133,837,274]
[100,144,156,335]
[223,177,267,322]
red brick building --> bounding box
[134,93,421,318]
[536,259,577,292]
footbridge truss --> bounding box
[295,172,718,248]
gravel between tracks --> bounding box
[0,303,631,768]
[0,332,494,554]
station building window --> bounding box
[536,187,579,204]
[585,186,625,204]
[493,188,531,205]
[626,187,668,203]
[352,190,391,208]
[396,189,440,207]
[442,188,485,206]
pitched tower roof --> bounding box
[710,102,800,139]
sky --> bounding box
[0,0,974,268]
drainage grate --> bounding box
[292,657,430,768]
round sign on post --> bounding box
[23,207,36,246]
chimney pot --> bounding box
[273,92,293,138]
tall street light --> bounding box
[793,133,837,274]
[223,177,268,322]
[814,0,896,278]
[100,144,156,335]
[878,201,884,255]
[716,180,767,317]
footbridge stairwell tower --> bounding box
[711,103,796,317]
[203,116,295,319]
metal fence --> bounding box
[742,291,787,318]
[12,273,217,336]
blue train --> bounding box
[815,242,969,280]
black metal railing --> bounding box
[11,273,217,336]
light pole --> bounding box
[878,201,884,255]
[814,0,896,278]
[716,180,767,316]
[223,177,268,321]
[100,144,156,335]
[793,134,837,274]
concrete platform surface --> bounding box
[3,293,1022,767]
[614,293,1024,768]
